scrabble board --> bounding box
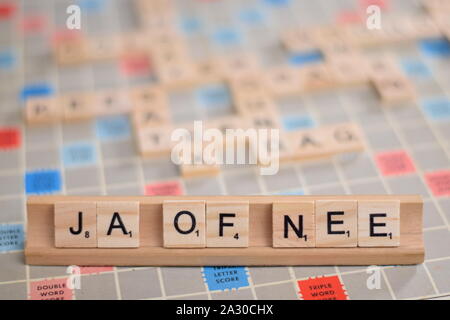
[1,0,450,300]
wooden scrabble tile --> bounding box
[246,109,281,129]
[315,200,357,247]
[156,59,199,88]
[286,123,365,161]
[151,41,189,65]
[248,128,289,166]
[206,201,249,247]
[119,32,151,53]
[129,85,168,110]
[319,41,358,60]
[327,55,369,86]
[281,29,317,52]
[264,66,302,96]
[217,53,260,79]
[136,125,173,157]
[367,56,403,81]
[326,123,365,154]
[358,200,400,247]
[299,63,336,92]
[54,202,97,248]
[228,73,266,98]
[195,60,223,84]
[233,94,277,116]
[343,24,386,47]
[86,36,122,61]
[313,26,348,47]
[95,90,133,116]
[272,201,315,247]
[25,97,61,125]
[131,107,171,128]
[60,93,96,122]
[163,200,206,248]
[373,75,416,105]
[407,16,441,39]
[97,201,139,248]
[180,161,221,178]
[53,39,88,65]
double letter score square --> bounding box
[54,197,401,249]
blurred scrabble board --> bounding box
[1,0,450,300]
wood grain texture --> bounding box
[25,97,61,125]
[54,201,97,248]
[97,201,140,248]
[163,200,206,248]
[26,195,424,266]
[206,201,249,248]
[358,200,400,247]
[272,201,315,248]
[315,200,358,247]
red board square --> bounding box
[0,127,21,150]
[425,170,450,197]
[120,53,152,77]
[336,11,363,25]
[80,266,114,275]
[375,150,416,176]
[145,181,184,196]
[298,275,348,300]
[359,0,389,10]
[29,278,73,300]
[0,2,16,20]
[20,15,46,33]
[51,29,82,47]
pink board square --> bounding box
[29,278,73,300]
[425,170,450,197]
[145,181,184,196]
[375,150,416,176]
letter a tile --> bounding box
[97,202,139,248]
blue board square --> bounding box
[420,38,450,58]
[274,189,304,195]
[77,0,105,12]
[0,50,15,69]
[62,142,97,168]
[0,224,24,252]
[180,17,202,35]
[196,84,231,109]
[400,58,431,78]
[212,28,242,46]
[282,115,315,131]
[289,51,323,66]
[96,115,131,141]
[422,97,450,121]
[239,8,265,25]
[263,0,291,7]
[203,266,249,291]
[25,170,62,195]
[20,83,54,102]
